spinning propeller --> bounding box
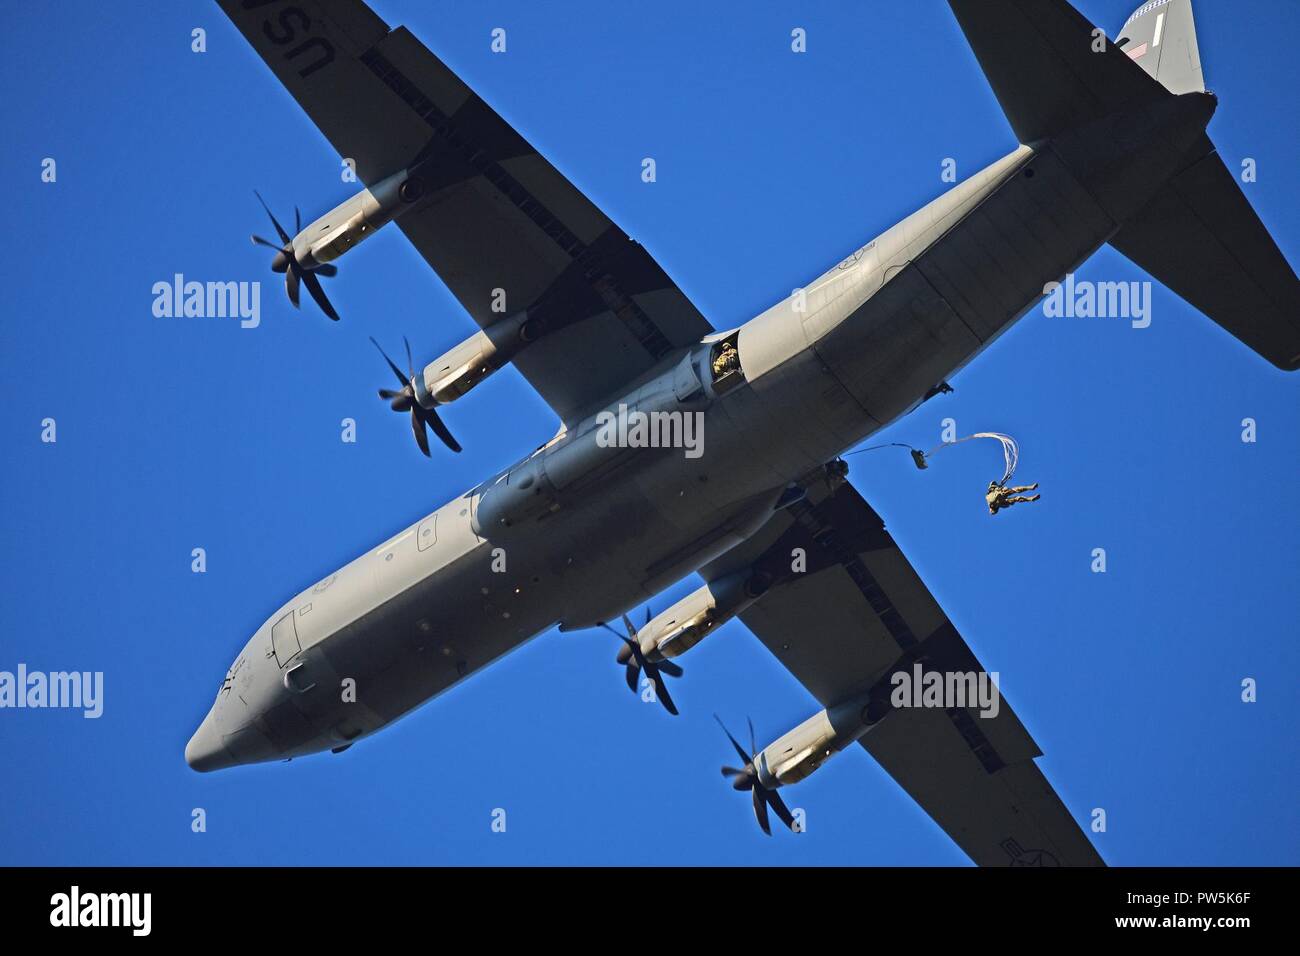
[370,337,461,455]
[715,714,797,835]
[250,191,340,321]
[601,610,683,715]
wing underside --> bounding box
[703,478,1104,866]
[217,0,713,422]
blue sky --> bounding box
[1,0,1296,865]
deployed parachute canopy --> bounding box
[849,432,1021,484]
[917,432,1020,487]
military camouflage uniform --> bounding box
[712,343,740,378]
[986,482,1040,515]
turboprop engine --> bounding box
[618,568,772,666]
[599,564,774,715]
[716,692,891,834]
[250,167,429,320]
[290,166,426,268]
[370,313,547,455]
[421,312,546,405]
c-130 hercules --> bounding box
[191,0,1298,864]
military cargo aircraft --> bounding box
[189,0,1298,865]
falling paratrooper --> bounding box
[850,432,1040,515]
[916,432,1039,515]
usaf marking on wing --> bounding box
[243,0,335,79]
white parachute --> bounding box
[848,431,1022,487]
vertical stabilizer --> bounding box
[1117,0,1205,94]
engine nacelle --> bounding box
[291,168,426,267]
[634,569,772,662]
[421,313,545,406]
[754,692,888,789]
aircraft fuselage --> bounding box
[187,88,1218,770]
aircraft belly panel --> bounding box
[812,266,982,427]
[731,345,879,471]
[916,149,1116,342]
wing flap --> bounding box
[863,723,1100,867]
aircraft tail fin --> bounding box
[1116,0,1205,95]
[1110,143,1300,371]
[951,0,1298,370]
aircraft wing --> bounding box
[216,0,712,423]
[702,477,1104,866]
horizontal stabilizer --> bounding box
[1110,145,1300,371]
[948,0,1166,143]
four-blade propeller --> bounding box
[370,336,462,455]
[715,714,797,835]
[601,611,683,715]
[251,191,340,321]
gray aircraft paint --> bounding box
[189,0,1294,783]
[1118,0,1204,95]
[191,95,1194,771]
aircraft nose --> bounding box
[185,712,235,773]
